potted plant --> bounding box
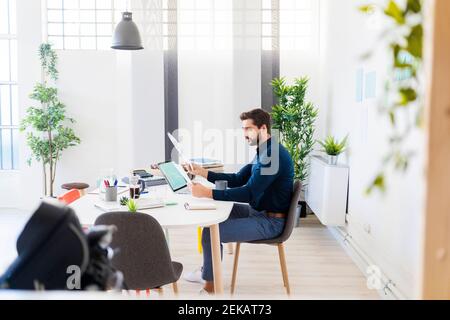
[127,199,138,213]
[318,135,348,165]
[271,77,318,222]
[20,43,81,198]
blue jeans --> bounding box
[201,204,286,282]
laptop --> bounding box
[158,161,192,195]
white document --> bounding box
[175,163,193,186]
[184,202,217,210]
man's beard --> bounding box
[246,135,259,147]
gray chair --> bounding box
[94,212,182,295]
[230,181,302,296]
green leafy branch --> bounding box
[359,0,424,195]
[318,136,348,156]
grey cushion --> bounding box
[94,212,182,290]
[248,180,302,245]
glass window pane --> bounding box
[262,0,271,10]
[9,0,17,34]
[0,85,11,126]
[1,129,13,170]
[97,10,113,23]
[64,10,79,23]
[12,128,18,169]
[64,36,80,49]
[64,23,80,36]
[280,10,295,24]
[262,37,272,51]
[280,37,295,50]
[0,0,9,34]
[0,40,10,81]
[47,9,64,22]
[97,0,112,10]
[114,0,127,11]
[196,0,211,10]
[179,10,195,23]
[97,23,112,36]
[79,10,96,23]
[10,40,17,82]
[80,36,96,49]
[80,23,96,36]
[10,85,17,125]
[48,23,64,35]
[179,23,194,36]
[79,0,95,9]
[214,0,231,10]
[179,0,194,10]
[48,36,64,49]
[262,23,271,37]
[64,0,79,10]
[47,0,63,9]
[296,0,312,10]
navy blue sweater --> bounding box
[208,138,294,213]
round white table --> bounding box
[70,184,234,295]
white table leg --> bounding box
[210,224,224,295]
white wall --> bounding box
[319,0,425,298]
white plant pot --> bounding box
[327,155,339,166]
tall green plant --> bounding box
[271,77,318,183]
[20,43,80,197]
[359,0,424,194]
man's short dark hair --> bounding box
[240,108,272,135]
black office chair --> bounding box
[230,181,302,296]
[95,212,183,295]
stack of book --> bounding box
[190,158,224,170]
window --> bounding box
[162,0,177,50]
[262,0,317,51]
[46,0,128,50]
[0,0,18,170]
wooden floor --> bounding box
[166,215,379,299]
[0,209,379,299]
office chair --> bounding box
[95,212,182,296]
[230,181,302,296]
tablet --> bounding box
[158,161,191,192]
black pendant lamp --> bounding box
[111,11,144,50]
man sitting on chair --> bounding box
[188,108,294,294]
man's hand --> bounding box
[189,182,213,199]
[184,163,209,179]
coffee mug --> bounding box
[215,180,228,191]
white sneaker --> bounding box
[199,288,211,296]
[183,267,205,284]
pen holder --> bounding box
[105,187,118,202]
